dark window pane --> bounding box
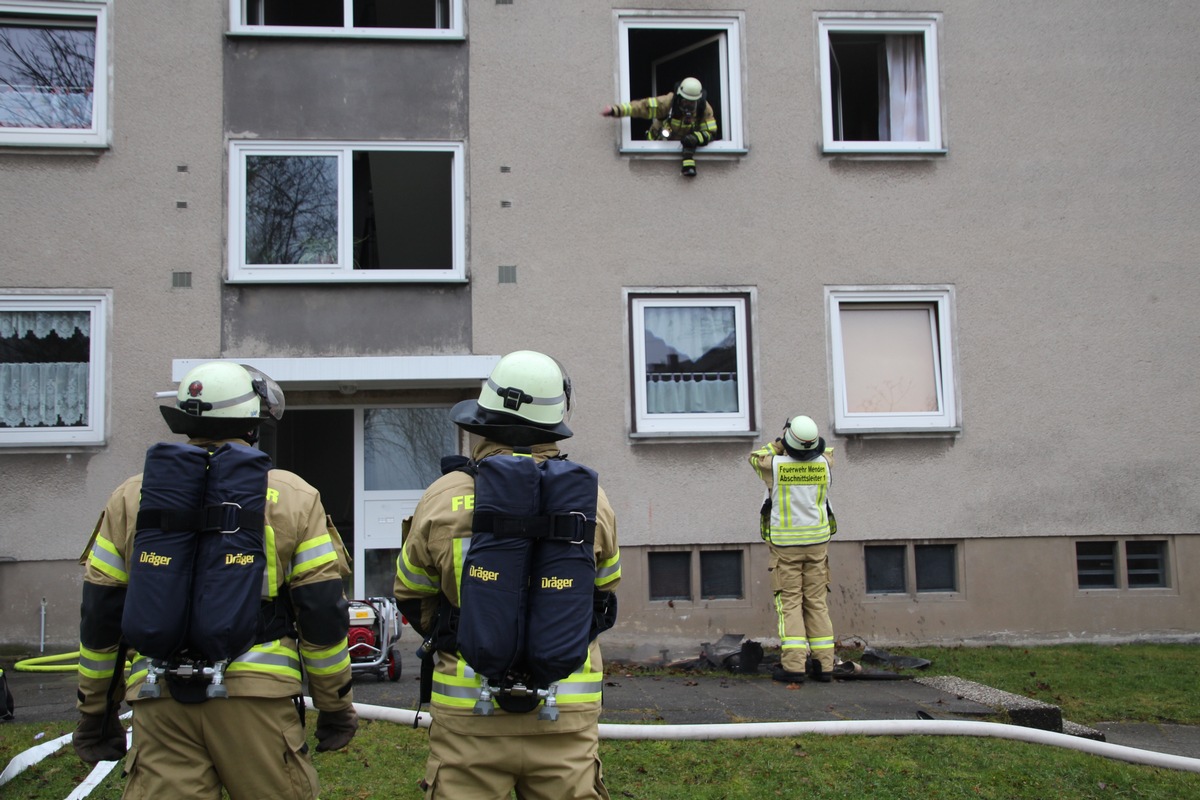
[915,544,956,592]
[865,545,905,593]
[699,550,742,599]
[1076,541,1116,589]
[649,551,691,601]
[1126,541,1166,588]
[0,21,96,129]
[245,155,338,265]
[352,151,453,270]
[258,0,343,26]
[355,0,450,29]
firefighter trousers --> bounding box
[423,715,610,800]
[121,695,318,800]
[769,541,835,674]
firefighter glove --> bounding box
[315,706,359,752]
[680,133,699,148]
[72,710,127,764]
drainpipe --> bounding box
[39,597,47,654]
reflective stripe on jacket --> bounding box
[749,442,833,547]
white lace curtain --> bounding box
[882,33,927,142]
[644,306,739,414]
[0,311,90,427]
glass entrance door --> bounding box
[356,406,458,598]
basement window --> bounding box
[230,0,462,38]
[865,542,959,596]
[1076,539,1170,590]
[648,548,745,602]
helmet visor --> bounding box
[242,365,285,420]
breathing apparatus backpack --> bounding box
[456,452,599,720]
[121,441,270,701]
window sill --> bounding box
[0,142,109,154]
[225,28,464,41]
[629,430,760,444]
[822,148,947,161]
[225,273,469,285]
[836,427,961,439]
[619,147,748,160]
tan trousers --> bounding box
[423,718,610,800]
[122,696,317,800]
[769,541,835,673]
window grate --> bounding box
[1076,541,1117,589]
[171,272,192,289]
[498,265,517,284]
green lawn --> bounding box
[2,644,1198,799]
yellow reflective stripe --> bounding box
[289,534,336,579]
[595,550,620,587]
[396,546,439,595]
[452,537,468,605]
[302,640,350,675]
[263,523,278,598]
[227,640,302,680]
[808,636,835,651]
[88,537,128,583]
[78,645,117,679]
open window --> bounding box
[827,286,959,434]
[627,288,756,436]
[816,12,943,154]
[615,11,745,153]
[229,0,462,39]
[0,291,109,447]
[0,0,109,147]
[228,140,466,283]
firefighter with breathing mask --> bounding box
[395,350,621,799]
[749,415,840,684]
[601,76,718,177]
[74,361,357,799]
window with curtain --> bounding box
[0,0,109,147]
[627,289,755,435]
[0,293,107,446]
[827,286,959,434]
[816,13,943,154]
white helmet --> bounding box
[677,77,703,102]
[160,361,284,438]
[784,415,820,451]
[450,351,574,445]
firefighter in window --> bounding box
[396,350,621,799]
[73,361,357,799]
[601,76,718,177]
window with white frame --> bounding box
[0,292,108,446]
[228,141,465,283]
[827,286,959,434]
[615,11,745,153]
[0,0,109,147]
[627,289,755,436]
[229,0,462,38]
[816,12,943,154]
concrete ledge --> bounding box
[915,675,1106,741]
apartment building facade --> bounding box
[2,0,1198,651]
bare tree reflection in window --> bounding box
[0,22,96,129]
[245,155,339,265]
[363,408,456,491]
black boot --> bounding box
[771,664,806,684]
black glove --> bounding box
[73,711,127,764]
[315,707,359,752]
[680,133,699,148]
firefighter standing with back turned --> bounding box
[749,415,839,684]
[600,76,718,177]
[73,361,357,799]
[395,350,621,799]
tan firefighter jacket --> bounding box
[610,91,718,145]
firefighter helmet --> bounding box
[160,361,285,438]
[784,415,820,451]
[450,351,574,445]
[677,77,703,102]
